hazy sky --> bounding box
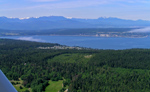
[0,0,150,20]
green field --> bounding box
[45,80,63,92]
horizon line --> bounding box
[0,16,149,21]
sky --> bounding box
[0,0,150,20]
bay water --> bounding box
[1,35,150,50]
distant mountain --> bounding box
[0,16,150,30]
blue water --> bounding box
[1,35,150,50]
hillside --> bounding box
[1,39,150,91]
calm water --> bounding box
[1,35,150,50]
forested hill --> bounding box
[1,39,150,92]
[0,28,136,36]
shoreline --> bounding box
[0,34,148,38]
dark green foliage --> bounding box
[24,90,30,92]
[11,82,16,85]
[89,50,150,69]
[19,86,23,89]
[60,87,66,92]
[31,78,49,92]
[1,39,150,91]
[63,79,71,87]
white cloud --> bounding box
[2,0,150,11]
[32,0,108,9]
[27,0,150,9]
[17,37,44,42]
[129,27,150,33]
[110,0,150,3]
[29,0,58,2]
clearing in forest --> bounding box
[45,80,63,92]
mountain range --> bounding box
[0,16,150,30]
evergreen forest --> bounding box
[1,39,150,92]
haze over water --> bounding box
[1,35,150,50]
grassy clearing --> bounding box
[48,53,92,64]
[45,80,63,92]
[11,78,31,92]
[84,55,92,58]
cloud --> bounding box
[2,0,150,11]
[111,0,150,3]
[27,0,150,9]
[17,37,44,42]
[29,0,58,2]
[32,0,108,9]
[129,27,150,33]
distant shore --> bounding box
[0,34,149,38]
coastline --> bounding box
[0,34,149,38]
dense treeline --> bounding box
[1,39,150,92]
[89,49,150,69]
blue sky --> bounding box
[0,0,150,20]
